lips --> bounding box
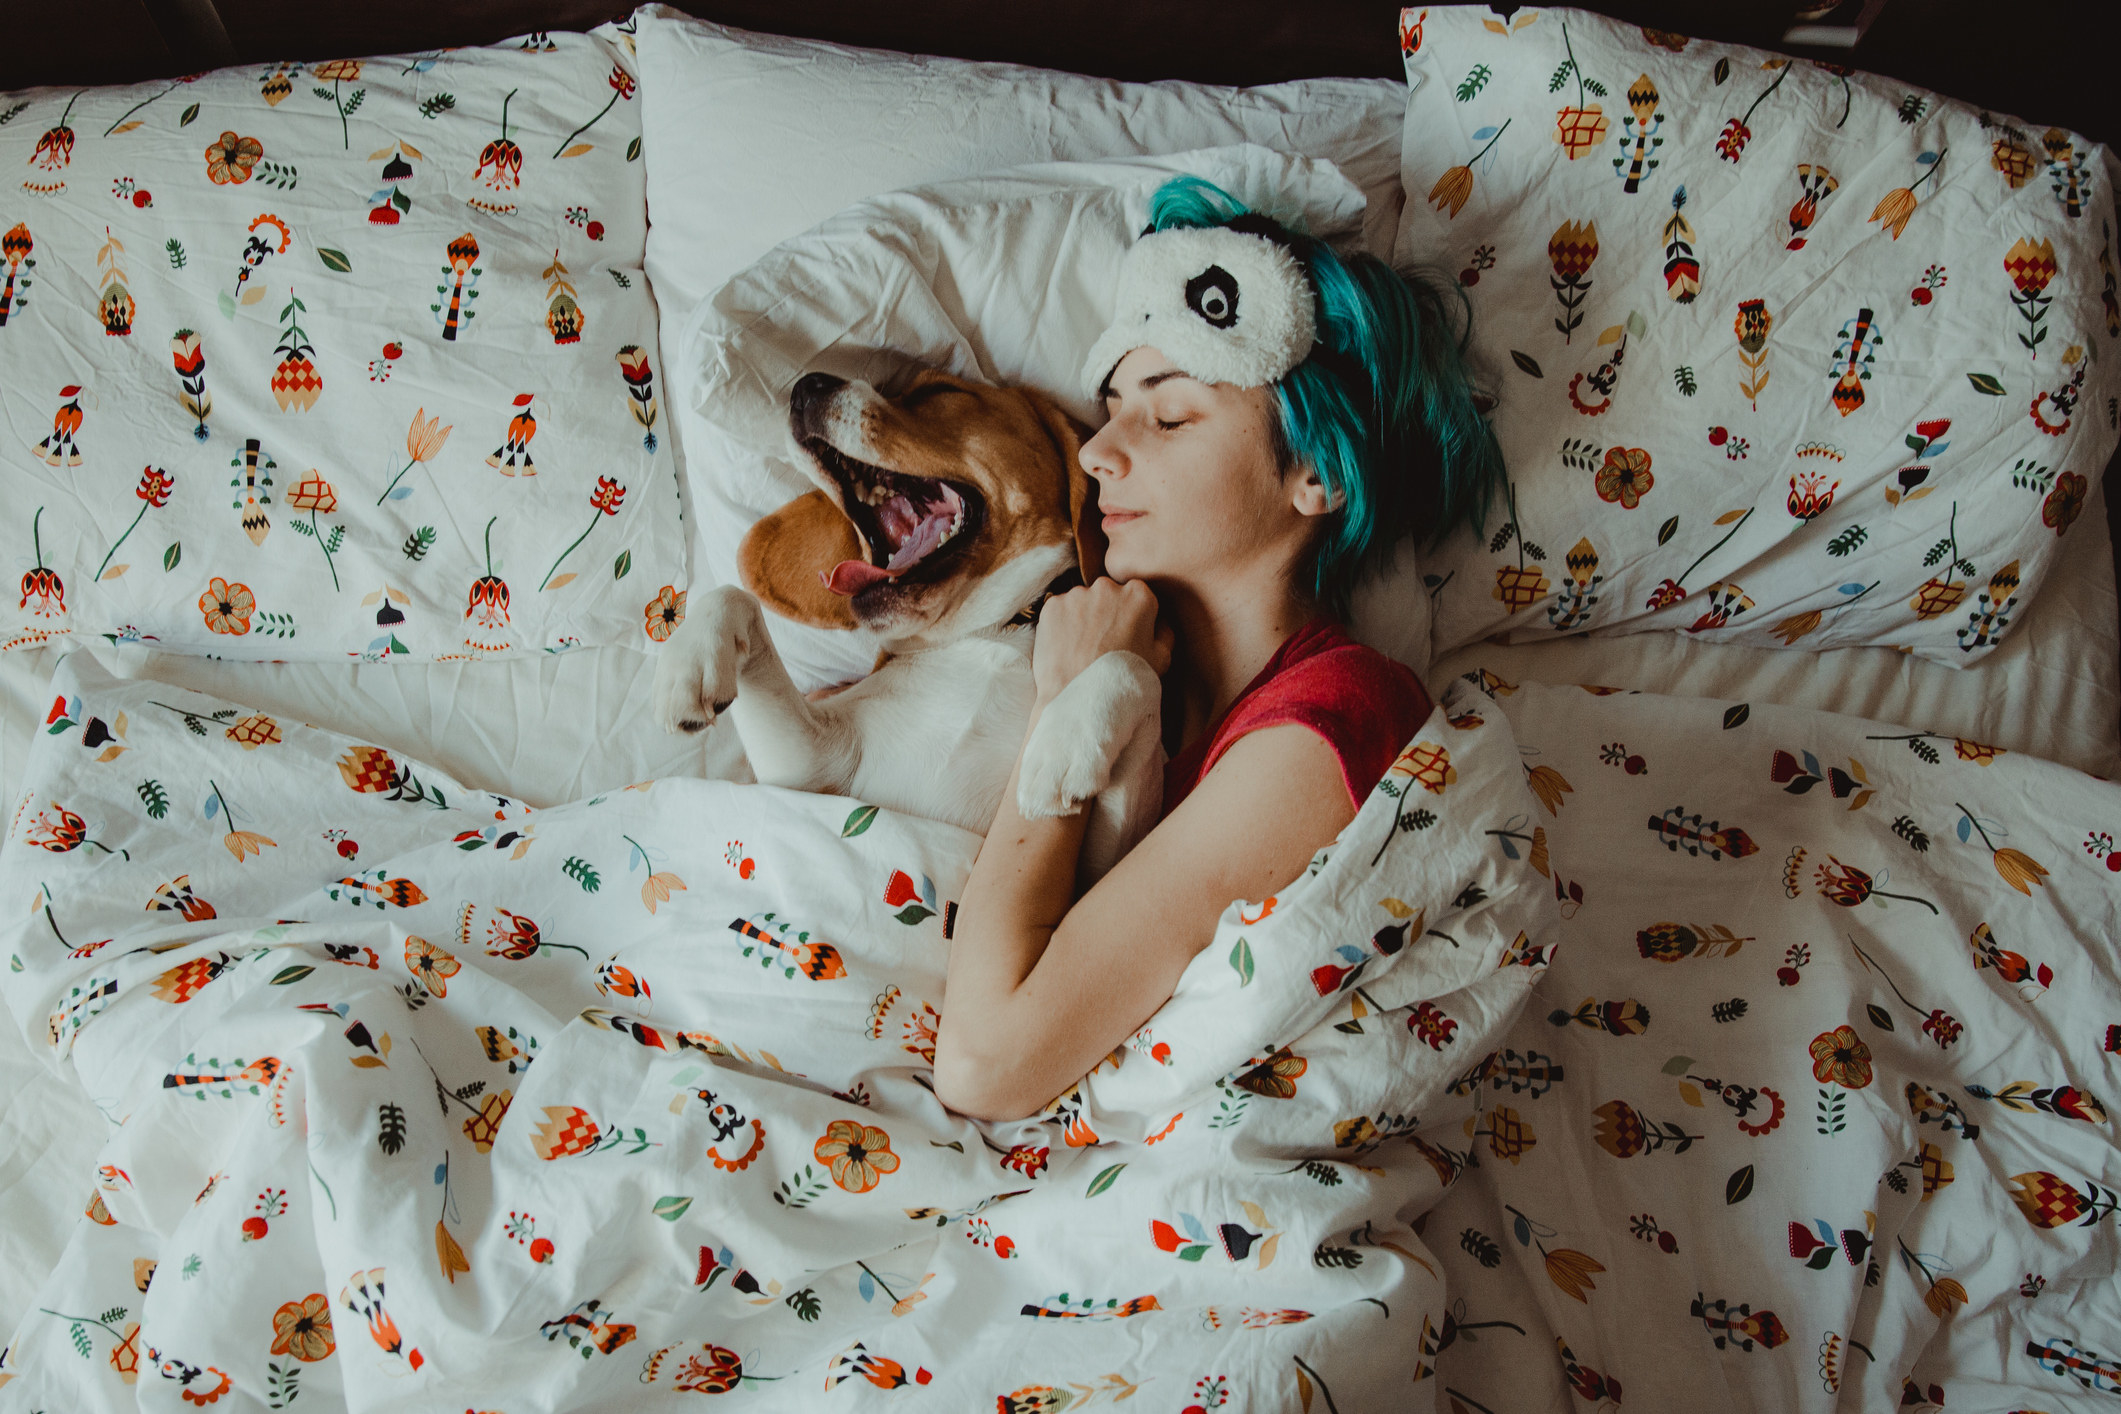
[804,438,984,597]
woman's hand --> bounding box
[1031,578,1172,706]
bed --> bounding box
[1,5,2117,1410]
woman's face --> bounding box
[1080,345,1330,593]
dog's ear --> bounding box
[736,489,862,631]
[1019,387,1105,583]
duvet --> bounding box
[0,653,1552,1412]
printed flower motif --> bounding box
[1592,1100,1644,1158]
[223,714,282,749]
[181,1368,232,1405]
[1429,166,1474,218]
[2008,1171,2088,1228]
[199,577,256,635]
[461,1089,513,1153]
[311,58,363,82]
[109,1321,141,1382]
[405,935,461,997]
[1548,220,1600,282]
[2003,236,2058,297]
[1635,922,1699,962]
[1808,1025,1873,1089]
[608,63,637,99]
[203,131,263,185]
[29,94,79,170]
[476,90,525,190]
[1545,1248,1604,1302]
[999,1143,1049,1178]
[1232,1046,1308,1099]
[1594,447,1653,508]
[1714,119,1751,163]
[1734,299,1773,354]
[2042,470,2087,535]
[25,803,87,852]
[1495,563,1551,613]
[20,563,64,617]
[337,743,397,793]
[1485,1105,1536,1163]
[1952,738,2004,764]
[137,466,175,507]
[287,472,337,515]
[1771,610,1822,646]
[644,586,686,642]
[1920,1009,1963,1046]
[1409,1001,1459,1049]
[815,1118,900,1193]
[270,1293,336,1362]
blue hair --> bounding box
[1144,175,1505,616]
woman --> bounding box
[933,178,1503,1122]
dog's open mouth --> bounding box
[805,439,984,596]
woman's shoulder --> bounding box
[1238,621,1431,725]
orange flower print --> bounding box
[475,89,525,191]
[2042,470,2087,536]
[1427,119,1512,220]
[28,93,80,172]
[404,935,460,997]
[1808,1025,1872,1088]
[203,130,263,185]
[20,506,65,618]
[199,577,256,635]
[815,1118,900,1193]
[645,586,686,642]
[1593,447,1653,508]
[269,1293,336,1362]
[109,1321,141,1382]
[464,518,511,654]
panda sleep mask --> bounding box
[1081,219,1318,399]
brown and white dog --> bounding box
[652,366,1163,881]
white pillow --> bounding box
[1395,5,2120,665]
[673,146,1440,692]
[633,5,1412,330]
[0,23,687,662]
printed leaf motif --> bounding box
[180,102,200,126]
[626,135,642,162]
[317,248,351,273]
[1086,1164,1126,1197]
[653,1195,692,1221]
[1866,1003,1895,1031]
[1661,1055,1694,1075]
[435,1220,469,1283]
[1657,516,1679,546]
[613,549,631,580]
[1722,704,1750,730]
[1967,372,2006,396]
[1726,1164,1755,1204]
[1229,936,1255,986]
[271,965,314,986]
[164,542,182,572]
[1511,350,1544,379]
[842,804,879,837]
[557,143,595,158]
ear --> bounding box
[736,489,862,630]
[1289,465,1340,518]
[1019,386,1105,582]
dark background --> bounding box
[8,2,2113,147]
[7,0,2119,608]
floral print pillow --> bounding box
[0,18,686,661]
[1396,6,2118,665]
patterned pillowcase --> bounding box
[0,18,687,661]
[1395,5,2118,665]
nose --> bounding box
[789,371,846,435]
[1079,417,1127,483]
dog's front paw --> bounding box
[651,586,755,735]
[1016,651,1160,820]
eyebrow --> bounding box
[1103,368,1193,400]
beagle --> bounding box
[653,366,1163,884]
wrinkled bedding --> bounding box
[0,653,1551,1410]
[1422,671,2121,1411]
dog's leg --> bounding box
[651,586,857,790]
[1016,649,1162,850]
[1079,712,1165,886]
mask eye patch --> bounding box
[1184,265,1240,329]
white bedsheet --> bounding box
[0,496,2113,1354]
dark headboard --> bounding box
[13,1,2113,149]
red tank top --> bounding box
[1160,617,1436,820]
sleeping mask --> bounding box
[1080,213,1318,399]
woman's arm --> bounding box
[934,710,1357,1122]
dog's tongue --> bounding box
[822,559,894,596]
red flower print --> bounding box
[884,870,920,908]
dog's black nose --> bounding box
[789,372,846,433]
